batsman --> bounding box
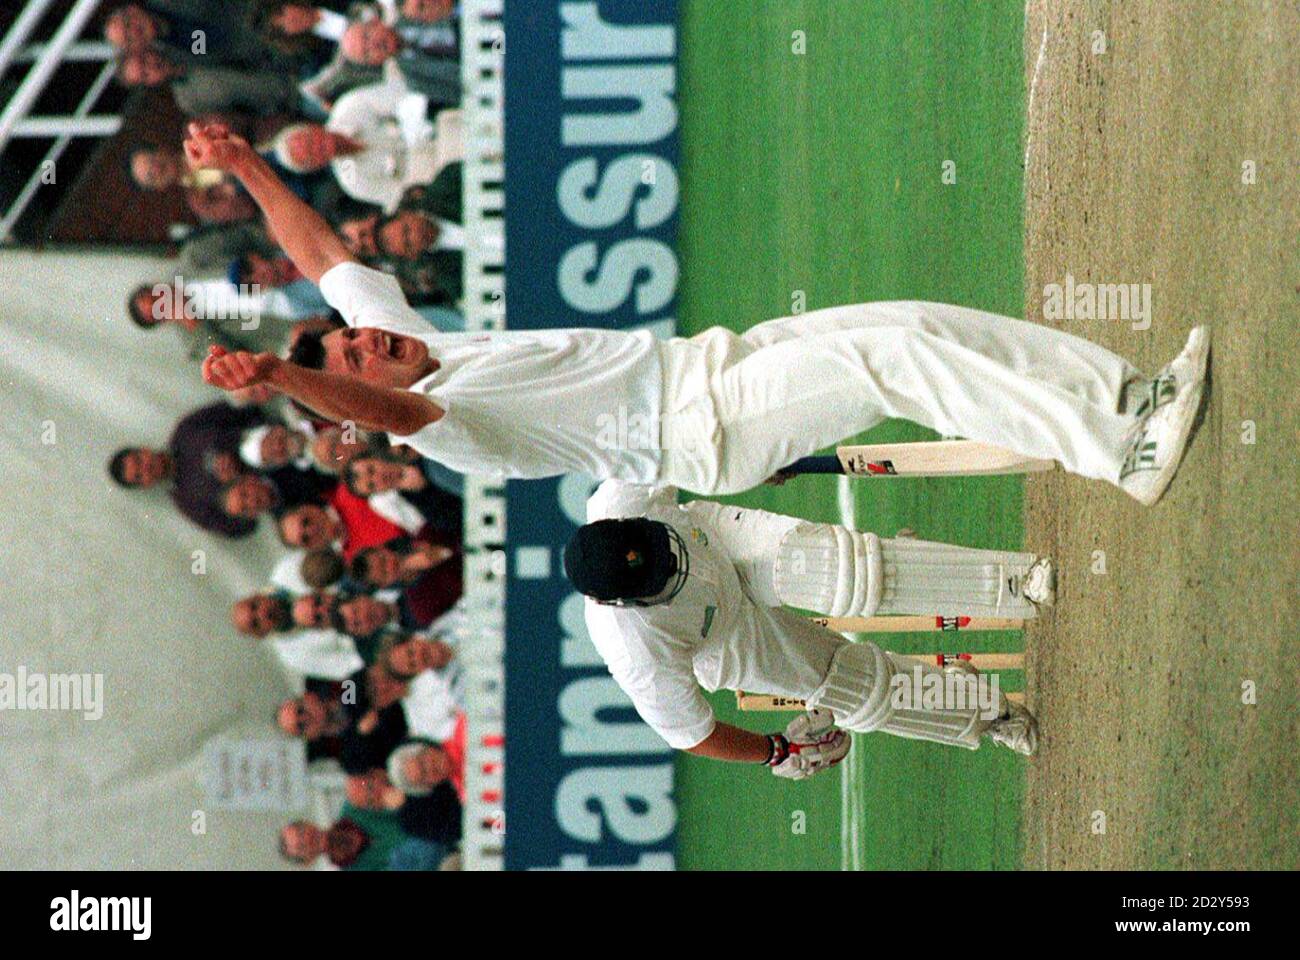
[564,481,1051,778]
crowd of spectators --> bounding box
[102,0,471,871]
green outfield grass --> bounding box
[673,0,1027,870]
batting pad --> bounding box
[875,537,1041,618]
[809,642,998,750]
[771,522,883,618]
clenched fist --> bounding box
[202,345,280,392]
[183,121,253,174]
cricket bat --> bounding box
[782,440,1056,478]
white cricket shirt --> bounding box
[580,482,844,749]
[319,262,665,482]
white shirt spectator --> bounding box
[326,71,458,213]
[270,630,363,680]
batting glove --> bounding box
[769,708,850,780]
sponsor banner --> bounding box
[502,0,680,870]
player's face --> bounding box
[281,505,335,550]
[292,592,336,629]
[280,822,324,862]
[378,212,437,261]
[322,327,436,389]
[340,597,392,637]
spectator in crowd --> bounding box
[177,222,280,278]
[280,810,455,870]
[108,402,267,538]
[106,1,284,68]
[310,425,373,474]
[388,731,463,802]
[247,0,354,73]
[280,666,410,772]
[118,47,301,117]
[233,591,363,678]
[379,631,454,679]
[220,455,336,523]
[345,450,462,513]
[127,280,297,359]
[277,484,413,558]
[339,18,460,105]
[238,423,313,472]
[127,145,256,224]
[345,757,462,849]
[233,252,334,318]
[349,540,454,591]
[232,591,344,637]
[332,592,403,638]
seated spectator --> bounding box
[379,631,454,679]
[345,452,462,535]
[177,222,279,278]
[248,0,352,74]
[118,48,300,117]
[388,730,463,803]
[332,592,404,639]
[239,423,313,472]
[108,402,266,538]
[280,666,409,772]
[277,502,348,550]
[346,755,462,847]
[349,540,454,591]
[310,425,373,474]
[106,1,284,68]
[340,18,459,106]
[280,810,454,870]
[127,146,256,224]
[273,103,459,216]
[127,281,290,359]
[232,252,333,318]
[234,592,363,679]
[277,484,410,558]
[219,473,281,521]
[280,817,370,868]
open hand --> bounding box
[202,345,279,392]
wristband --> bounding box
[764,733,790,766]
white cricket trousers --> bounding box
[657,301,1141,495]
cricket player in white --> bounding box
[186,122,1210,505]
[565,480,1044,776]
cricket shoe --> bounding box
[986,700,1039,756]
[1022,557,1055,607]
[1119,376,1208,506]
[1120,326,1211,418]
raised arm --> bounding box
[182,121,354,284]
[202,346,441,437]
